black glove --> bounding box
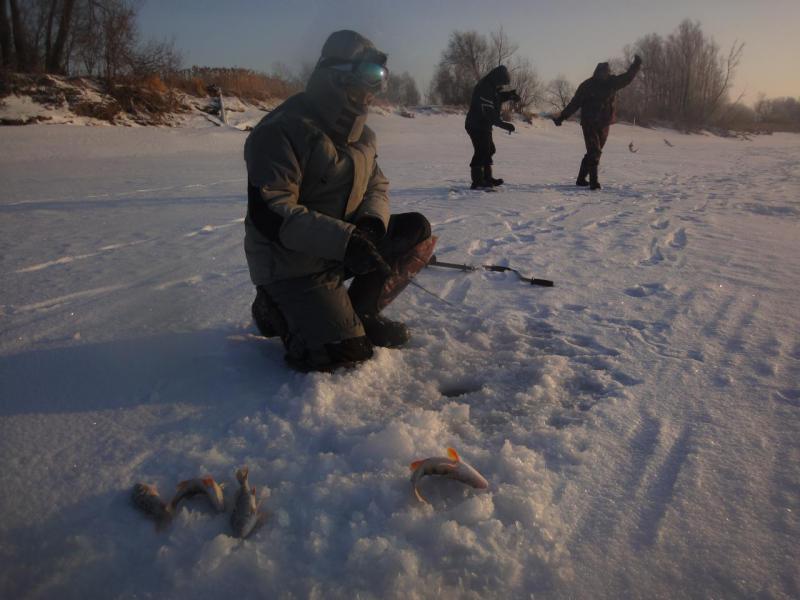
[344,229,391,276]
[633,54,642,66]
[509,90,521,103]
[499,121,515,133]
[552,116,563,127]
[355,216,385,245]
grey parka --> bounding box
[243,93,390,286]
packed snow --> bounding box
[1,112,798,599]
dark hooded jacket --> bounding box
[465,65,513,131]
[560,58,641,127]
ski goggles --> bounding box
[321,59,388,91]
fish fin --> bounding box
[413,485,429,504]
[410,460,425,471]
[447,448,460,462]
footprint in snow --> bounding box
[650,218,670,230]
[667,227,687,249]
[440,277,472,304]
[467,238,502,256]
[438,380,484,398]
[639,239,664,265]
[624,282,666,298]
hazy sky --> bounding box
[139,0,800,103]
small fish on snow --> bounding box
[230,466,265,539]
[409,447,489,503]
[169,475,225,512]
[131,482,172,527]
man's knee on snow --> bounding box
[285,335,374,372]
[252,286,288,338]
[383,212,431,256]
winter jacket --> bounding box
[243,93,390,286]
[465,65,512,132]
[560,58,641,127]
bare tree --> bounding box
[431,28,537,107]
[130,36,181,79]
[430,30,490,105]
[545,75,574,112]
[98,0,137,84]
[0,0,12,68]
[73,0,102,75]
[446,30,490,81]
[8,0,33,71]
[382,71,420,106]
[489,26,518,68]
[509,56,542,111]
[753,95,800,132]
[45,0,76,73]
[615,20,745,129]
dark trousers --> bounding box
[581,123,610,167]
[467,128,496,167]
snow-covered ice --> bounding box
[1,113,798,599]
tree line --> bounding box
[0,0,422,106]
[2,6,797,131]
[429,20,798,132]
[0,0,180,85]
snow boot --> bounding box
[589,164,602,190]
[484,165,504,186]
[359,313,410,348]
[470,166,491,190]
[576,157,589,187]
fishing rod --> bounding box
[427,256,554,287]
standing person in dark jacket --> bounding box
[244,30,434,372]
[465,65,520,189]
[553,55,642,190]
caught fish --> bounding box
[230,466,265,539]
[131,482,172,527]
[169,475,225,512]
[409,447,489,503]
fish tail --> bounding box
[236,466,249,485]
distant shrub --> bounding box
[109,81,185,123]
[143,75,169,94]
[172,67,300,101]
[73,99,122,121]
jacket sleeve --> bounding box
[611,59,642,90]
[245,123,353,261]
[353,161,390,235]
[497,90,517,103]
[477,82,503,127]
[560,81,587,121]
